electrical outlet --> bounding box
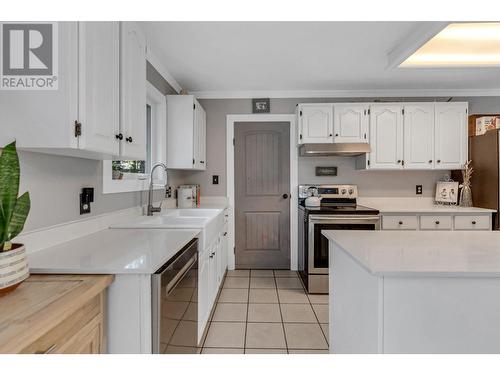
[212,175,219,185]
[80,187,94,214]
[416,185,423,195]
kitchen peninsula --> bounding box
[324,230,500,354]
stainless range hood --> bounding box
[299,143,371,157]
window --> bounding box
[103,82,167,194]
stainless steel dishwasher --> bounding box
[152,238,199,354]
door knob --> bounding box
[115,133,123,140]
[282,194,289,199]
[126,136,133,143]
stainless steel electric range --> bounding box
[298,184,380,294]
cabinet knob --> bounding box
[435,221,440,225]
[200,161,205,164]
[115,133,123,140]
[224,232,227,236]
[429,160,433,163]
[282,193,289,199]
[397,160,402,164]
[437,160,441,163]
[398,221,403,225]
[330,134,334,137]
[126,136,133,143]
[472,221,477,225]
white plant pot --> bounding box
[0,244,29,295]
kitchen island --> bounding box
[323,230,500,354]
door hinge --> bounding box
[193,158,195,165]
[233,247,235,254]
[299,110,302,116]
[74,121,82,137]
[402,108,405,115]
[233,138,235,146]
[466,108,468,114]
[299,134,303,140]
[367,160,370,166]
[364,133,367,139]
[193,103,196,110]
[402,160,405,166]
[367,108,371,115]
[364,109,367,115]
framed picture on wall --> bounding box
[435,181,459,204]
[252,98,270,113]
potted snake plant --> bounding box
[0,141,30,295]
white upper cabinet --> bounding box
[333,104,369,143]
[403,104,435,169]
[434,103,468,170]
[368,104,404,169]
[166,95,207,170]
[77,22,120,156]
[119,22,147,160]
[298,104,333,144]
[0,21,149,161]
[0,22,121,158]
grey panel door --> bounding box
[234,122,290,269]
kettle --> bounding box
[305,187,322,207]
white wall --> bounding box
[190,96,500,198]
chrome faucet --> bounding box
[147,163,168,216]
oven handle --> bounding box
[309,215,380,222]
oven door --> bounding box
[308,215,380,274]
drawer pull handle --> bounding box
[398,221,403,225]
[35,344,56,354]
[472,221,477,225]
[435,221,440,225]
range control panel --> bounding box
[298,184,359,199]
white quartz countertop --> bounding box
[28,228,200,274]
[323,230,500,277]
[357,197,496,214]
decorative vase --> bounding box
[0,244,30,296]
[459,184,473,207]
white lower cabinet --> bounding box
[197,213,229,344]
[381,212,492,231]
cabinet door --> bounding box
[56,316,102,354]
[78,22,120,156]
[403,104,435,169]
[298,104,333,144]
[197,251,210,341]
[333,104,369,143]
[120,22,147,160]
[0,22,78,150]
[434,103,468,170]
[193,100,206,170]
[369,104,404,169]
[209,244,218,305]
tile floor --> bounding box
[200,269,329,354]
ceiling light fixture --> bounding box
[400,22,500,67]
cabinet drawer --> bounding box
[454,215,490,230]
[382,215,418,230]
[420,215,452,230]
[21,294,101,354]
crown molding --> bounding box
[145,46,182,94]
[191,88,500,100]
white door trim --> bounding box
[226,114,298,271]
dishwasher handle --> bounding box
[165,253,197,296]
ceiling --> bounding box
[140,22,500,97]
